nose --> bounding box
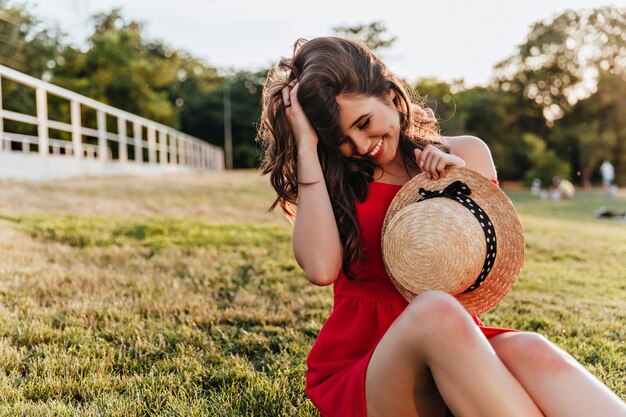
[352,133,373,156]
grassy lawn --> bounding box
[0,170,624,416]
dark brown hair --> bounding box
[256,37,450,281]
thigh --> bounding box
[365,291,477,417]
[488,331,573,375]
[365,292,545,417]
[488,332,626,416]
[364,303,447,417]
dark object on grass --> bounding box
[594,207,626,219]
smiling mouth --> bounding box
[368,138,384,158]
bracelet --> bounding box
[297,179,323,186]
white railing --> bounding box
[0,64,224,171]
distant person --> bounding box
[600,159,615,192]
[530,178,542,196]
[258,37,626,417]
[551,176,575,200]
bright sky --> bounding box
[25,0,626,87]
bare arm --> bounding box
[443,135,498,181]
[292,146,343,286]
[282,82,342,286]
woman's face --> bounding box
[335,90,401,167]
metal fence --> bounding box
[0,64,223,172]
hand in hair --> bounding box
[414,144,465,179]
[282,81,319,153]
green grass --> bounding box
[0,173,624,415]
[507,188,626,222]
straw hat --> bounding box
[381,166,524,315]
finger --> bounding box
[417,147,434,178]
[414,148,422,165]
[426,154,440,179]
[288,83,301,110]
[414,148,430,177]
[423,149,438,175]
[281,86,291,109]
[427,149,447,179]
[436,158,447,178]
[416,145,431,168]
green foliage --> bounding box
[494,6,626,122]
[0,1,64,77]
[51,10,180,127]
[412,77,463,133]
[178,69,266,167]
[412,81,547,181]
[0,2,65,138]
[2,3,625,177]
[550,71,626,186]
[521,133,571,185]
[331,21,397,52]
[166,58,222,144]
[455,88,536,181]
[412,7,626,184]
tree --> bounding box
[412,77,463,135]
[166,56,221,142]
[0,1,64,77]
[521,133,571,186]
[412,77,550,181]
[331,21,397,52]
[0,1,66,140]
[178,68,266,168]
[52,9,180,127]
[550,71,626,187]
[493,6,626,125]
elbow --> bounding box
[306,269,339,286]
[301,259,341,286]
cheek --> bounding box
[391,110,401,130]
[338,143,352,157]
[380,110,400,134]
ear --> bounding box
[387,88,396,103]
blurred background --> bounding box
[0,0,625,188]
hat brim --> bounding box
[381,166,524,315]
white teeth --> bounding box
[369,139,383,156]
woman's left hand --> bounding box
[414,144,465,179]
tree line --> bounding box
[1,2,625,186]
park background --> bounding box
[0,1,625,415]
[2,0,626,186]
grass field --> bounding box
[0,170,624,416]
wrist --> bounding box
[297,145,319,159]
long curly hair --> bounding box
[256,36,450,281]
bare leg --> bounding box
[490,332,626,417]
[365,291,544,417]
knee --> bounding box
[402,291,475,341]
[495,332,575,374]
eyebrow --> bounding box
[350,113,371,129]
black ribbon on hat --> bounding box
[417,180,497,293]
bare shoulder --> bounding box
[442,135,497,181]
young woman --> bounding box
[257,37,626,417]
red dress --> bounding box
[305,179,517,417]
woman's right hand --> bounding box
[414,144,465,179]
[282,81,319,152]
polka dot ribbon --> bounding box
[417,180,497,293]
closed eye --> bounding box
[358,119,370,130]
